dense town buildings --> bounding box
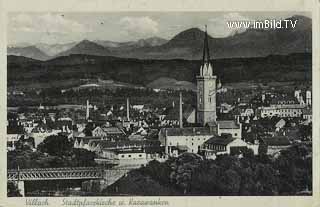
[7,27,312,165]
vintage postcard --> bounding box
[0,0,319,207]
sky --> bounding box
[7,11,311,45]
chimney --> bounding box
[126,98,130,121]
[179,92,183,128]
[86,100,90,120]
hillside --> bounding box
[95,37,168,48]
[7,53,312,90]
[7,46,50,61]
[35,42,77,56]
[56,40,112,57]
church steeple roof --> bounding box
[200,25,213,76]
[202,25,210,65]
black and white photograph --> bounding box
[6,11,313,198]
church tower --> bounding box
[196,26,217,125]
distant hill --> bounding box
[134,37,168,47]
[147,77,196,91]
[7,46,50,61]
[7,52,312,90]
[94,36,168,48]
[56,40,112,57]
[8,15,311,60]
[57,37,168,57]
[118,15,311,59]
[35,42,77,56]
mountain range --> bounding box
[7,46,50,61]
[7,15,311,61]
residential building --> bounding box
[158,127,216,156]
[217,120,242,139]
[259,104,304,118]
[259,136,291,155]
[201,134,248,160]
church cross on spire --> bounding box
[202,25,210,65]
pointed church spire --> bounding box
[202,25,210,65]
[201,25,213,76]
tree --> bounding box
[238,167,256,195]
[253,163,279,195]
[274,145,312,194]
[190,162,222,195]
[37,135,73,157]
[71,148,96,167]
[219,169,241,195]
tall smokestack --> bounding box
[126,98,130,121]
[86,100,90,120]
[179,92,183,128]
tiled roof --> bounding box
[204,136,235,146]
[110,149,145,154]
[159,127,215,137]
[217,120,240,129]
[97,140,160,149]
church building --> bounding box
[159,26,243,157]
[197,25,217,126]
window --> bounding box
[192,143,194,146]
[235,133,237,136]
[128,155,131,158]
[121,155,125,158]
[139,154,142,157]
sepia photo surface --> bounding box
[1,0,320,206]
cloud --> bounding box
[208,12,254,37]
[10,13,88,34]
[119,16,158,38]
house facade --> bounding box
[201,135,248,160]
[159,127,216,156]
